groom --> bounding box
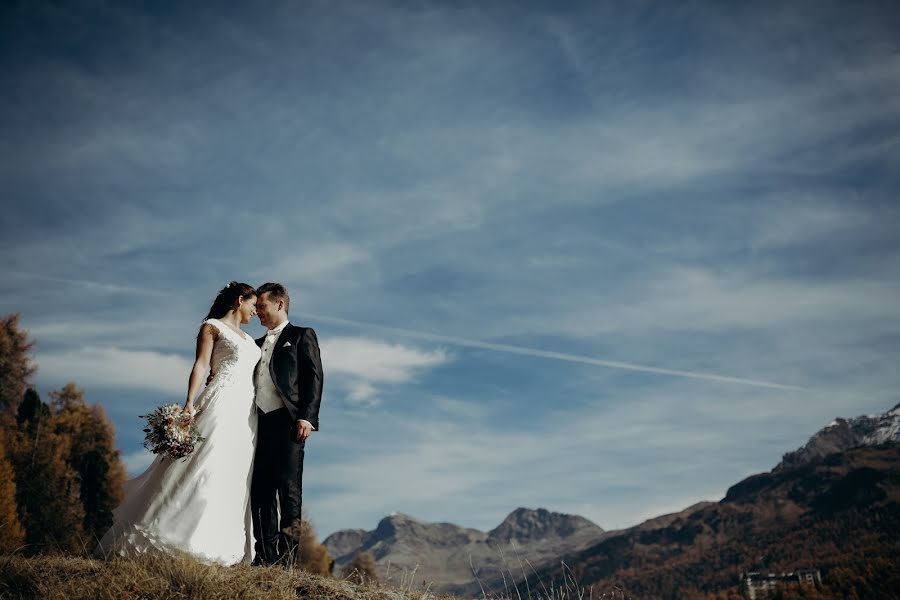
[252,282,324,566]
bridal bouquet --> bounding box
[140,404,205,460]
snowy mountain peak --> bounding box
[777,402,900,470]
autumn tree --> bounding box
[343,551,380,584]
[291,518,334,575]
[0,312,127,554]
[9,388,86,554]
[49,383,125,548]
[0,428,25,553]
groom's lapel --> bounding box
[268,323,295,379]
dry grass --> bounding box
[468,556,630,600]
[0,552,632,600]
[0,552,455,600]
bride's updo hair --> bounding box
[204,282,256,321]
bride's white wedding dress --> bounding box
[96,318,261,565]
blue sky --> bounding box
[2,0,899,538]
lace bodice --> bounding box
[204,319,261,387]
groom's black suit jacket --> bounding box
[255,323,324,430]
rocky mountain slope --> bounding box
[518,403,900,600]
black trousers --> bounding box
[251,406,305,564]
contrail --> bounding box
[296,312,809,391]
[8,271,169,295]
[7,270,807,391]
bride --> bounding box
[95,282,261,564]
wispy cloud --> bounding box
[554,267,900,336]
[37,347,192,395]
[750,195,883,250]
[8,271,169,296]
[322,337,451,407]
[260,243,371,282]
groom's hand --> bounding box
[295,420,313,443]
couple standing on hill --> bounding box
[96,282,324,566]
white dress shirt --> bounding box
[255,320,288,413]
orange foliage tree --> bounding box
[293,518,335,575]
[49,383,126,547]
[0,428,25,552]
[343,551,380,584]
[1,314,125,555]
[10,387,86,554]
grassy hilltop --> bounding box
[0,552,450,600]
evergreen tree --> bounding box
[16,388,49,434]
[0,314,36,426]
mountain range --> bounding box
[324,507,606,592]
[323,402,900,598]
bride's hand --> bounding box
[180,404,198,426]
